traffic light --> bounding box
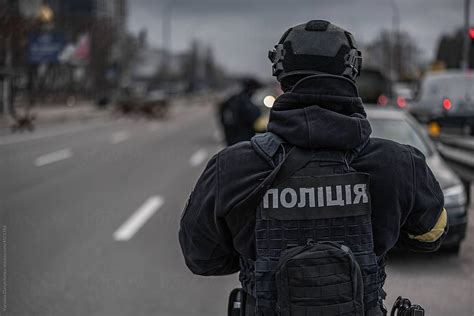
[470,27,474,39]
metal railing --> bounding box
[436,135,474,181]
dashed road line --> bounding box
[189,149,208,167]
[35,148,73,167]
[113,196,164,241]
[110,130,130,144]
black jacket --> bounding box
[219,91,261,146]
[179,75,445,276]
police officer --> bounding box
[218,77,262,146]
[179,20,447,316]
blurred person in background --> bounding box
[218,78,262,146]
[180,20,447,315]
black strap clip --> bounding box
[390,296,425,316]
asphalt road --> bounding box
[1,103,473,316]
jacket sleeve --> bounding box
[178,154,240,276]
[398,146,448,252]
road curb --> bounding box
[0,106,109,132]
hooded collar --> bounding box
[267,75,372,151]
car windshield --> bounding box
[369,118,432,156]
[420,74,474,104]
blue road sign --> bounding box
[28,32,66,64]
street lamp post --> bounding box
[3,34,12,117]
[38,3,54,24]
[29,3,54,110]
[161,2,172,77]
[462,0,471,70]
[390,0,400,81]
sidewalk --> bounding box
[0,93,221,132]
[0,101,108,130]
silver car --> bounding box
[367,108,468,253]
[410,70,474,135]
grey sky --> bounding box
[128,0,472,78]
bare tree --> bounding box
[435,28,474,69]
[365,30,422,81]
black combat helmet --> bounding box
[268,20,362,85]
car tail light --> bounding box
[397,96,407,108]
[378,94,388,106]
[443,98,452,110]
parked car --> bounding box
[410,70,474,135]
[367,108,468,253]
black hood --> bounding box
[268,75,372,151]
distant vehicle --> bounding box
[356,68,394,107]
[393,82,415,109]
[367,108,468,253]
[393,82,415,101]
[251,84,282,132]
[410,70,474,135]
[116,87,169,119]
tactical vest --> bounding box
[238,133,385,316]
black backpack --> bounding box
[275,241,364,315]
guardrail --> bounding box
[436,135,474,181]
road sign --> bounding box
[28,32,66,64]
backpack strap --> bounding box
[225,146,315,237]
[251,132,285,167]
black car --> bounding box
[116,87,169,119]
[367,108,468,253]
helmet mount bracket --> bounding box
[342,49,362,81]
[268,44,285,77]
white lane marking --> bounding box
[189,149,208,167]
[113,196,164,241]
[110,130,130,144]
[35,148,73,167]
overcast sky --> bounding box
[128,0,472,79]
